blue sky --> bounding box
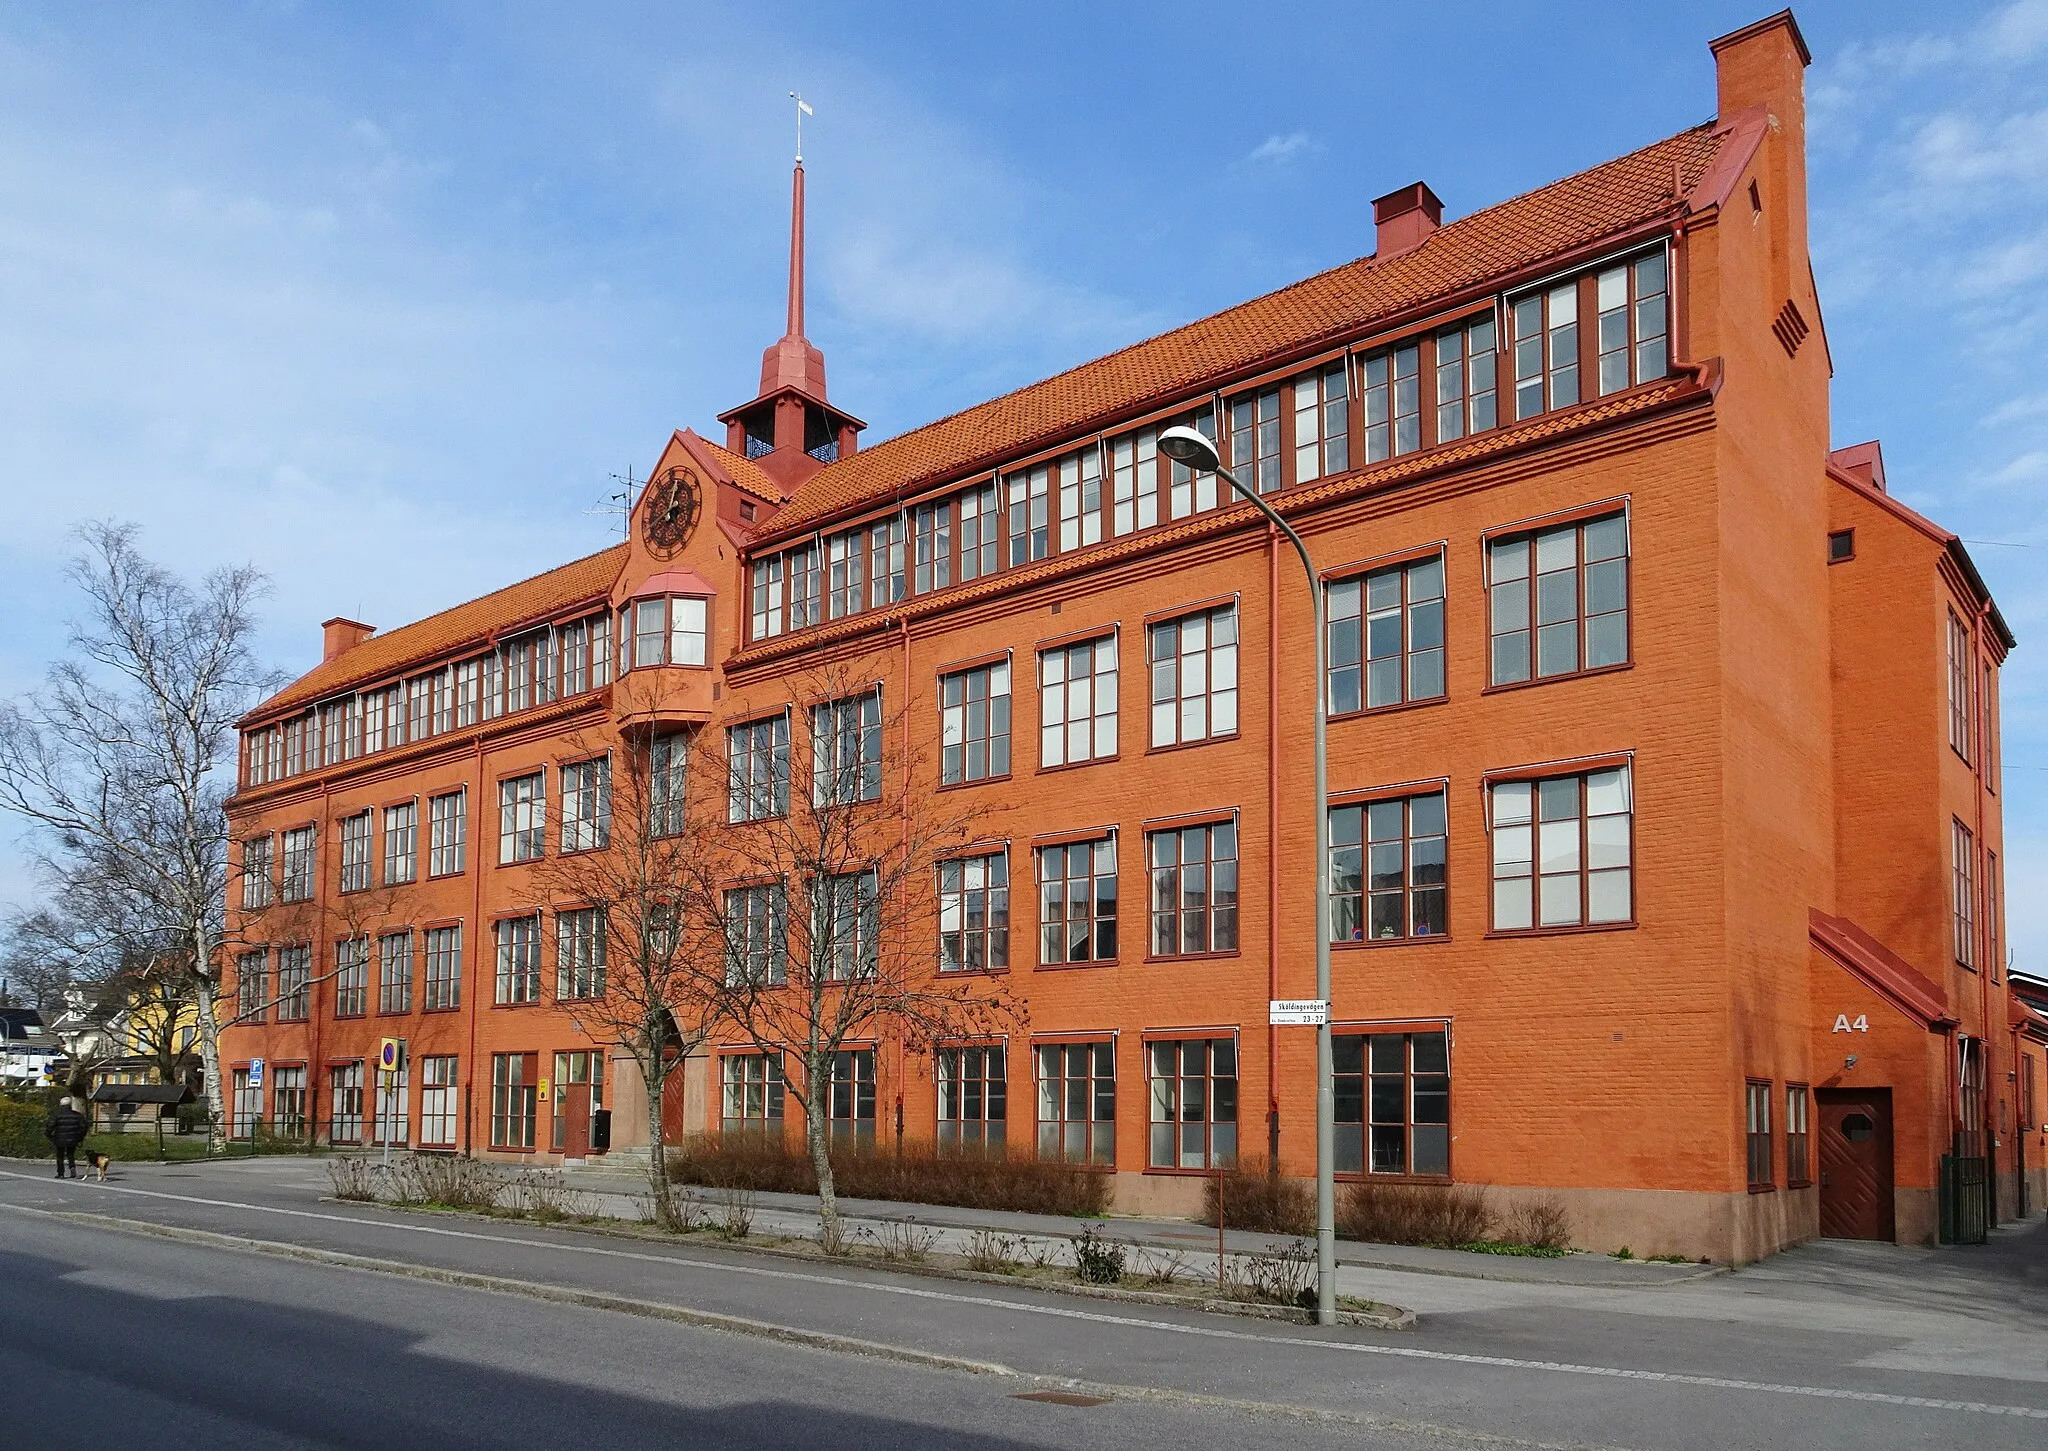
[2,2,2045,962]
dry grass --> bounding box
[665,1136,1112,1218]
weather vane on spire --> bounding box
[789,91,813,164]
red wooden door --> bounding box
[661,1065,688,1144]
[1816,1088,1894,1241]
[560,1083,591,1159]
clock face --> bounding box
[642,465,702,556]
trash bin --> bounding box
[590,1108,611,1152]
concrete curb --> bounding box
[19,1205,1019,1378]
[330,1195,1417,1330]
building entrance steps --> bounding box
[551,1162,1722,1288]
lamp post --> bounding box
[1157,425,1335,1326]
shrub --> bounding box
[860,1218,940,1263]
[326,1156,382,1202]
[1501,1195,1573,1251]
[1198,1158,1313,1234]
[0,1098,52,1159]
[665,1136,1112,1217]
[1234,1237,1316,1308]
[389,1152,506,1211]
[963,1228,1025,1274]
[1337,1181,1494,1248]
[504,1169,592,1223]
[1070,1224,1126,1284]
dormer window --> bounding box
[626,596,709,669]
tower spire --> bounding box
[787,158,806,341]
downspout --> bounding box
[1266,522,1283,1172]
[466,734,486,1154]
[898,612,913,1153]
[309,777,331,1142]
[1974,600,1996,1201]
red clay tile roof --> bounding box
[765,121,1724,540]
[691,434,789,505]
[248,544,629,722]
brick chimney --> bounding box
[321,617,374,662]
[1372,182,1443,261]
[1710,11,1811,301]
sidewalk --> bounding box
[555,1162,1721,1289]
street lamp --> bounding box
[1157,424,1336,1326]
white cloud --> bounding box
[1245,131,1311,166]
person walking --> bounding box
[44,1096,88,1179]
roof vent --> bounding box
[1372,182,1443,261]
[321,617,374,663]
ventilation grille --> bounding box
[1772,300,1810,358]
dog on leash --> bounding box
[79,1149,109,1182]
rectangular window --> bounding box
[1512,281,1579,418]
[1005,462,1052,566]
[277,945,310,1022]
[649,731,687,838]
[1983,661,1998,788]
[231,1068,261,1139]
[1294,360,1352,481]
[428,790,466,876]
[334,937,369,1018]
[1039,633,1118,767]
[1148,1037,1236,1169]
[727,713,791,823]
[912,500,952,593]
[495,915,541,1004]
[633,596,710,666]
[236,951,269,1025]
[1056,448,1105,552]
[868,516,906,608]
[491,1052,537,1150]
[550,1050,603,1150]
[828,1048,876,1147]
[241,836,274,910]
[721,1053,785,1137]
[1110,426,1159,535]
[1227,386,1282,494]
[382,801,418,886]
[817,871,879,981]
[1331,790,1448,942]
[1490,765,1632,931]
[1328,554,1446,713]
[407,677,432,740]
[726,883,787,986]
[1595,251,1669,394]
[1953,818,1977,969]
[272,1065,307,1138]
[455,659,483,727]
[940,659,1011,784]
[424,925,462,1011]
[1989,850,2002,981]
[1359,345,1419,464]
[958,483,1000,581]
[787,543,823,630]
[1147,818,1238,956]
[1036,1041,1115,1164]
[1488,511,1629,684]
[337,812,371,893]
[372,1040,408,1147]
[1038,836,1117,964]
[939,852,1009,973]
[811,690,883,805]
[281,826,316,903]
[377,930,413,1014]
[826,530,865,619]
[750,556,784,640]
[937,1044,1006,1153]
[1786,1084,1811,1186]
[558,619,591,696]
[1334,1029,1450,1175]
[1948,610,1973,761]
[1165,410,1217,521]
[498,772,545,864]
[1959,1037,1986,1157]
[329,1062,364,1145]
[560,757,611,853]
[1434,313,1498,441]
[557,907,606,999]
[1148,604,1238,747]
[1746,1080,1773,1189]
[419,1056,459,1148]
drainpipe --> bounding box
[1973,600,1996,1208]
[308,777,331,1143]
[1266,523,1283,1172]
[465,734,485,1155]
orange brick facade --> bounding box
[220,13,2024,1261]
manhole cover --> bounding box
[1012,1392,1111,1407]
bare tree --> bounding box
[0,523,277,1147]
[532,714,712,1228]
[679,655,1018,1247]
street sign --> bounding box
[378,1038,400,1073]
[1269,999,1329,1026]
[249,1058,265,1088]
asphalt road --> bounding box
[2,1158,2044,1451]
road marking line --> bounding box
[3,1170,2043,1420]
